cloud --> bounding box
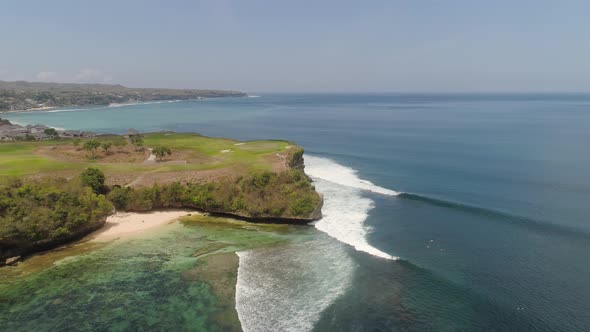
[36,71,62,82]
[73,68,113,83]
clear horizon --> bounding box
[2,1,590,93]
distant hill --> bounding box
[0,81,247,111]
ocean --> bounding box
[3,93,590,331]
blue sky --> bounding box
[1,0,589,92]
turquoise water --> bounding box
[0,219,313,331]
[4,94,590,330]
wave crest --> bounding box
[304,155,398,260]
[304,155,400,196]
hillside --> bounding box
[0,81,247,111]
[0,132,323,265]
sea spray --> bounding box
[235,236,354,332]
[305,155,398,260]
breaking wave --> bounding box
[304,155,398,260]
[235,237,354,332]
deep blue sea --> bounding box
[5,94,590,331]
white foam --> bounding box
[304,155,400,196]
[236,237,354,332]
[45,107,103,113]
[305,155,398,260]
[248,95,261,98]
[1,119,65,131]
[109,99,188,107]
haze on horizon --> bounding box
[1,0,589,93]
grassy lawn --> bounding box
[0,142,79,176]
[0,133,293,177]
[144,132,289,162]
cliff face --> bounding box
[287,147,305,171]
[206,149,323,222]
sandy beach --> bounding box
[90,210,197,242]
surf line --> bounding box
[304,155,399,260]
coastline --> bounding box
[88,210,197,242]
[1,95,249,114]
[2,106,57,114]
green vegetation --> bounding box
[106,169,320,219]
[0,133,297,177]
[80,168,106,194]
[100,142,112,154]
[83,139,100,157]
[152,146,172,161]
[130,135,144,151]
[0,176,112,261]
[0,132,322,263]
[43,128,59,138]
[113,137,127,150]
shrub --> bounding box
[44,128,59,138]
[83,139,101,157]
[130,136,144,151]
[107,186,131,210]
[80,168,105,194]
[113,138,127,150]
[101,142,112,154]
[152,146,172,161]
[97,169,320,220]
[250,170,274,188]
[0,178,112,244]
[289,196,316,215]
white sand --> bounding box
[90,210,197,242]
[220,149,232,153]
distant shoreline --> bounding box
[1,96,248,114]
[0,80,248,112]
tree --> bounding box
[83,139,101,157]
[152,146,172,161]
[113,137,127,151]
[44,128,59,138]
[101,142,112,154]
[130,136,144,151]
[80,167,105,194]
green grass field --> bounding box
[0,133,294,177]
